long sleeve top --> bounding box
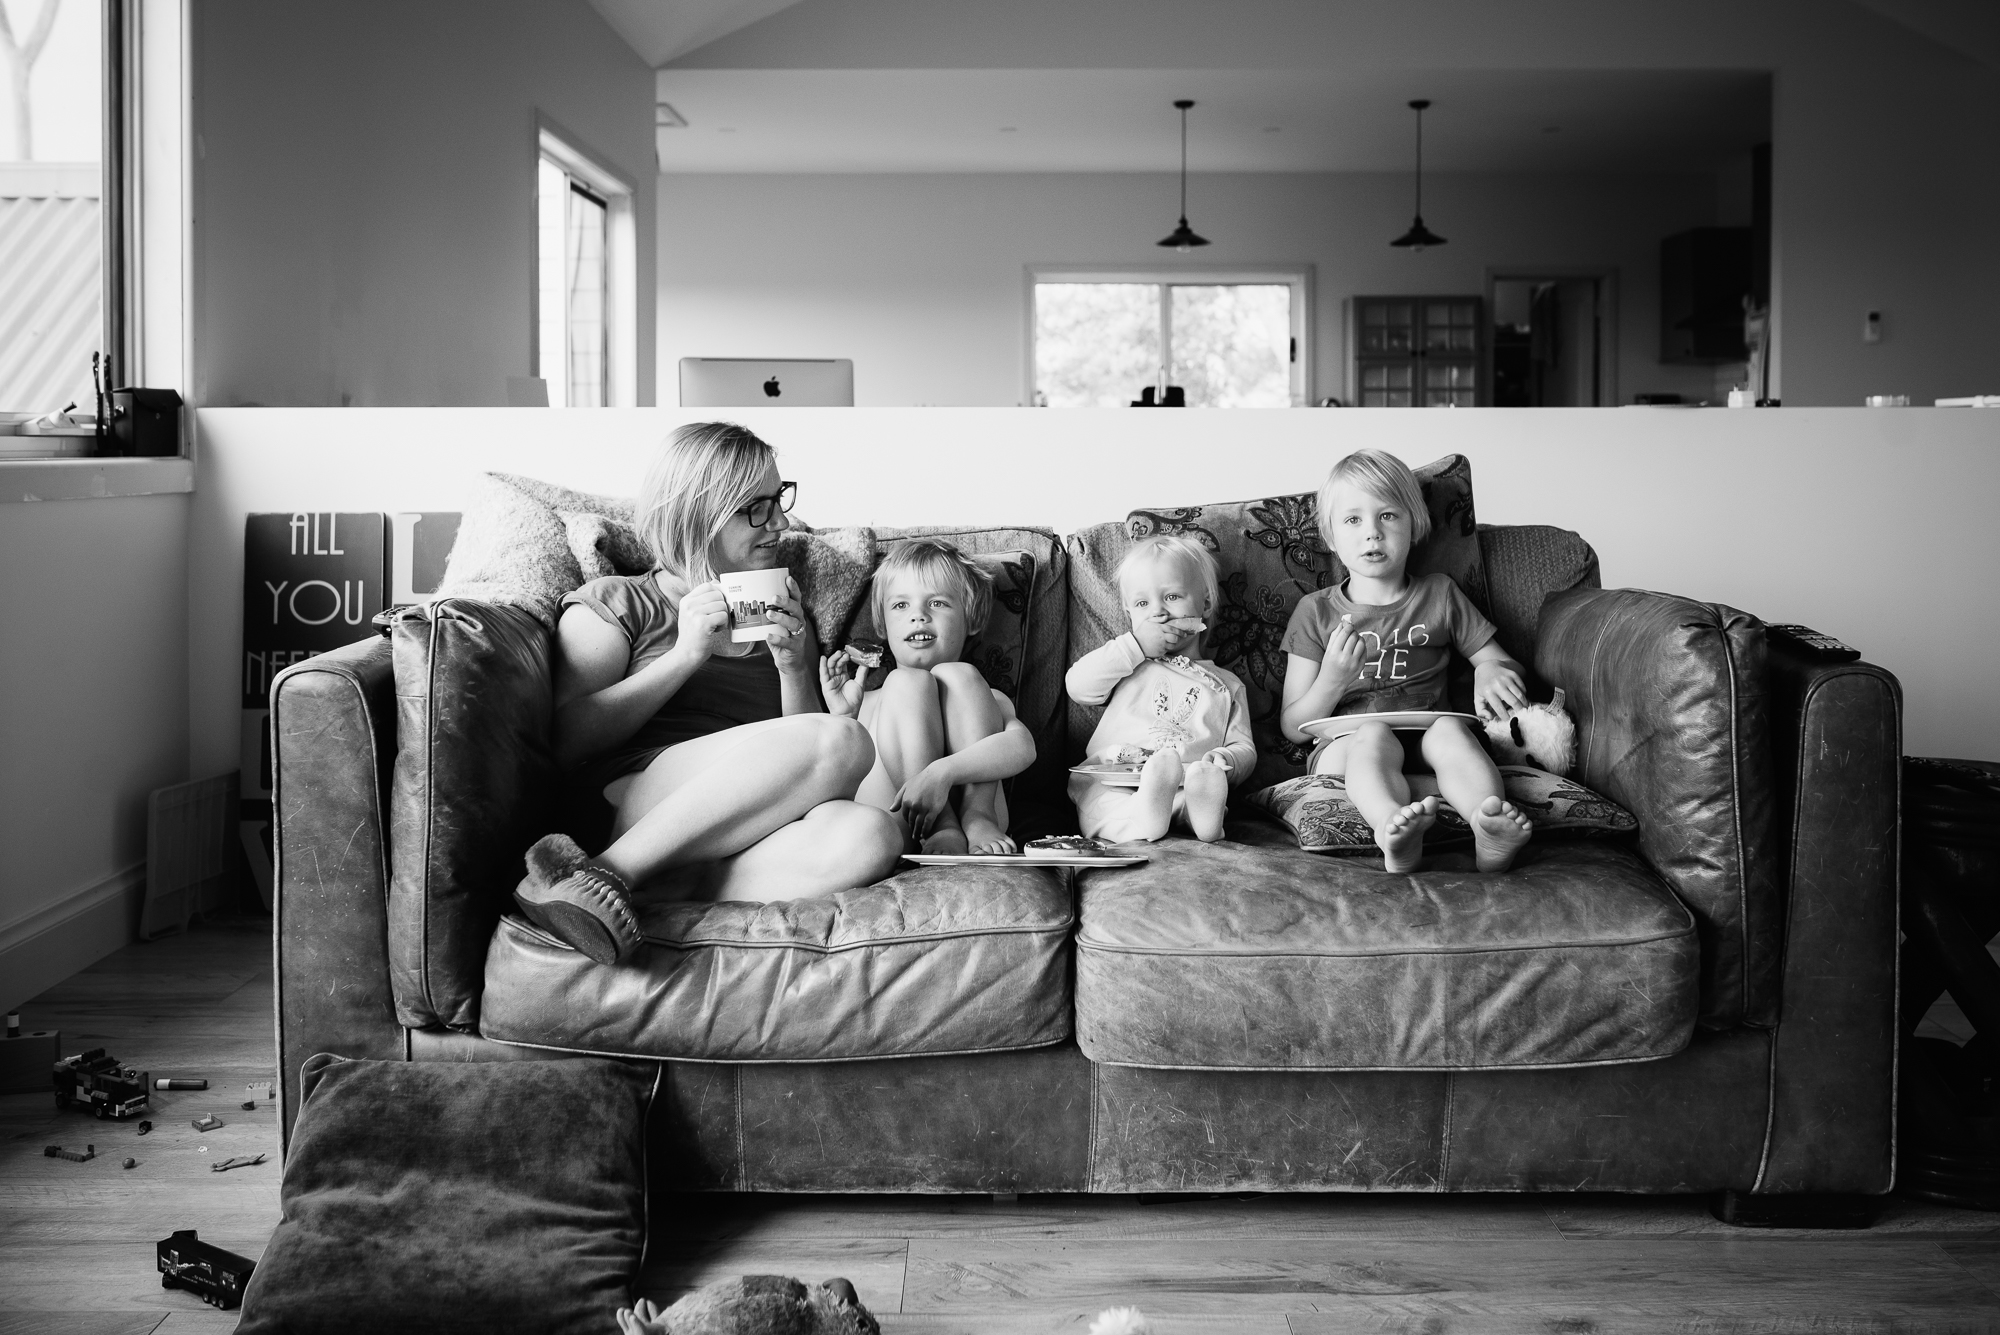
[1066,633,1258,785]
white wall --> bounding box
[657,169,1724,408]
[190,0,658,408]
[1,494,189,1010]
[190,406,2000,780]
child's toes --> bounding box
[1473,795,1533,873]
[922,828,969,856]
[1377,797,1436,873]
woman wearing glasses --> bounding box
[512,421,902,965]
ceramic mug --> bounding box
[719,568,792,642]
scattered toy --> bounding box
[209,1153,266,1173]
[191,1114,223,1132]
[616,1275,879,1335]
[137,1120,152,1135]
[53,1048,150,1119]
[158,1229,256,1310]
[123,1157,137,1169]
[241,1100,256,1111]
[44,1144,95,1163]
[245,1081,274,1102]
[156,1077,207,1091]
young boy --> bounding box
[1279,449,1533,873]
[1066,535,1257,843]
[819,539,1035,855]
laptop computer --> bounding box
[678,358,854,408]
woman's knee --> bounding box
[802,713,876,787]
[818,801,903,876]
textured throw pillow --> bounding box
[1079,454,1488,794]
[1246,764,1637,854]
[237,1053,654,1335]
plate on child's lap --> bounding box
[1298,711,1481,742]
[1069,762,1146,788]
[903,850,1150,868]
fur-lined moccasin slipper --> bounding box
[513,834,642,965]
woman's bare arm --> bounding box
[552,605,705,770]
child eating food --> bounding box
[819,539,1035,855]
[1279,449,1533,873]
[1066,535,1255,843]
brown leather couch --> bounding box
[271,514,1900,1202]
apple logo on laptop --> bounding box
[763,376,781,398]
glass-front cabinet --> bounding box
[1347,296,1484,407]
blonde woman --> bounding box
[513,422,902,964]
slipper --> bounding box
[512,834,642,965]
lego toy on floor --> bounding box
[616,1276,879,1334]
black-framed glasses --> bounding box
[737,481,797,529]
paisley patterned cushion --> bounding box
[1246,765,1638,854]
[1073,454,1488,794]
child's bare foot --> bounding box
[1472,795,1533,872]
[921,826,969,856]
[1184,759,1229,843]
[961,811,1017,856]
[1376,796,1437,873]
[1131,748,1184,842]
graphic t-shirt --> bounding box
[1281,573,1497,713]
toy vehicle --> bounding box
[53,1048,150,1119]
[157,1229,255,1309]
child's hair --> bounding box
[1118,535,1220,616]
[1316,449,1431,546]
[636,421,777,585]
[870,538,994,636]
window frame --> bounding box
[1024,264,1313,408]
[531,119,636,408]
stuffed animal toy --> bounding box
[615,1276,879,1335]
[1482,688,1578,776]
[1088,1307,1152,1335]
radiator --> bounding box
[142,773,239,940]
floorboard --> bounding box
[6,919,2000,1334]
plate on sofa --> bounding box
[1069,762,1146,788]
[1298,710,1480,742]
[903,850,1149,867]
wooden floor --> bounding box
[6,922,2000,1334]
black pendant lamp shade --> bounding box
[1390,98,1446,250]
[1158,99,1211,250]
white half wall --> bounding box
[190,406,2000,777]
[657,170,1727,409]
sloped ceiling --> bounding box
[587,0,808,67]
[1848,0,2000,70]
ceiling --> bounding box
[650,67,1770,175]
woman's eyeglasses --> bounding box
[737,481,797,529]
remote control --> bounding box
[1765,623,1861,663]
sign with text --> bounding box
[242,512,389,709]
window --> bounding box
[534,125,634,407]
[1029,269,1309,408]
[0,0,125,418]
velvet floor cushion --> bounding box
[238,1053,655,1335]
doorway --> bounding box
[1487,272,1616,407]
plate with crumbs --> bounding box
[1297,710,1481,742]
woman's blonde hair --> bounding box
[869,538,994,637]
[1316,449,1431,547]
[636,422,777,585]
[1118,535,1220,616]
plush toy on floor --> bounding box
[1088,1308,1152,1335]
[1482,687,1578,776]
[615,1276,879,1335]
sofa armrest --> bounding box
[1755,646,1901,1193]
[1535,588,1783,1029]
[272,634,405,1148]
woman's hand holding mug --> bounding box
[673,582,733,665]
[762,576,817,674]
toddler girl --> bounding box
[1278,449,1533,873]
[820,538,1035,855]
[1067,535,1256,843]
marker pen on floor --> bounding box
[155,1078,208,1090]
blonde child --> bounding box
[1067,535,1256,843]
[819,539,1035,855]
[1279,449,1533,873]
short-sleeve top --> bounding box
[1281,573,1498,714]
[561,573,782,788]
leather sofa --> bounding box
[271,502,1900,1201]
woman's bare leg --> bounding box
[599,713,899,895]
[932,662,1014,854]
[1423,717,1531,872]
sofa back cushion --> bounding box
[1476,523,1601,685]
[1534,587,1782,1029]
[1067,454,1488,795]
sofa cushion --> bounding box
[1535,587,1781,1030]
[478,863,1074,1061]
[1475,523,1601,685]
[1074,832,1698,1070]
[237,1052,651,1335]
[1246,765,1638,853]
[1067,454,1488,795]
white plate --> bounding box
[903,851,1149,868]
[1069,763,1145,788]
[1297,710,1481,742]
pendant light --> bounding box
[1157,99,1211,251]
[1390,98,1446,250]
